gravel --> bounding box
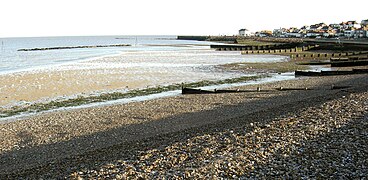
[0,74,367,178]
[69,90,367,179]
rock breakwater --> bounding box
[18,44,131,51]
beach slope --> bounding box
[0,74,367,178]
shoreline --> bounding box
[0,74,367,178]
[0,52,294,118]
[0,74,268,119]
[0,73,295,122]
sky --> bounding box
[0,0,367,38]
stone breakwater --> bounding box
[0,75,367,178]
[17,44,131,51]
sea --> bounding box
[0,35,296,119]
[0,35,288,75]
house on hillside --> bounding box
[239,29,251,36]
[323,29,337,38]
[329,24,341,29]
[268,19,367,39]
[347,21,360,28]
[344,28,355,38]
[285,28,302,37]
[335,29,345,37]
[340,22,348,29]
[354,28,367,38]
[361,19,368,27]
[300,25,310,30]
[310,23,326,31]
[309,24,320,30]
[321,26,332,31]
[306,30,322,38]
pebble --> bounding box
[71,90,367,179]
[0,75,367,179]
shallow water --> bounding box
[0,35,293,119]
[0,36,212,74]
[46,49,289,90]
[1,36,289,103]
[0,73,295,123]
[0,35,287,74]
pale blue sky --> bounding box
[0,0,367,37]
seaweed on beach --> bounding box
[0,75,266,118]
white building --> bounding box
[239,29,251,36]
[347,21,361,29]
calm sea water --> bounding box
[0,35,287,75]
[0,35,296,116]
[0,35,212,74]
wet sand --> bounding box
[0,69,157,106]
[0,74,367,178]
[0,51,287,108]
[0,67,218,107]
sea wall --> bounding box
[177,36,209,41]
[177,36,237,43]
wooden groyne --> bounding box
[182,86,356,95]
[18,44,131,51]
[296,53,368,66]
[182,87,311,95]
[330,60,368,67]
[212,43,304,51]
[291,51,368,60]
[291,53,343,60]
[331,55,368,61]
[239,45,319,55]
[182,88,216,94]
[295,69,368,76]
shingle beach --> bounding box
[0,74,367,178]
